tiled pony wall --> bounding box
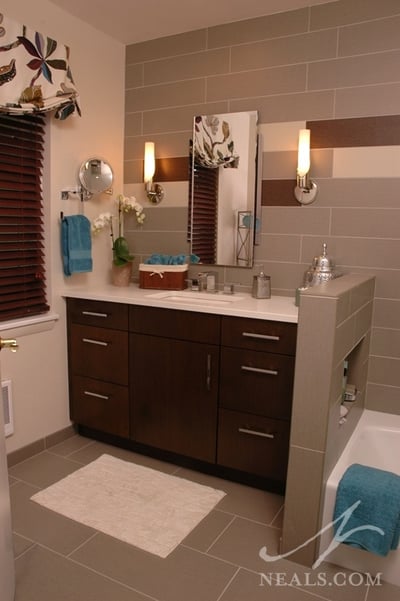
[123,0,400,415]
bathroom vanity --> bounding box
[65,288,298,492]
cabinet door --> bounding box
[130,333,219,463]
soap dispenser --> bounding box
[252,267,271,299]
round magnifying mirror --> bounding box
[79,158,114,195]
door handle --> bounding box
[0,337,18,352]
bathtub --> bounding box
[319,409,400,586]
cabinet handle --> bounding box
[241,365,278,376]
[82,337,108,346]
[206,354,212,391]
[82,311,108,318]
[84,391,109,400]
[242,331,280,341]
[238,427,275,439]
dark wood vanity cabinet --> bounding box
[66,298,297,490]
[66,298,130,438]
[129,306,220,463]
[218,316,297,482]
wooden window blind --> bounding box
[0,113,49,322]
[188,156,218,264]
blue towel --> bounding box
[61,215,93,276]
[333,463,400,556]
[144,253,200,265]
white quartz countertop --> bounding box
[62,284,298,323]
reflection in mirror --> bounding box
[189,111,260,268]
[78,158,114,197]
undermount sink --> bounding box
[146,290,245,306]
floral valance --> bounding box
[193,115,239,168]
[0,13,80,120]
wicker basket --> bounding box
[139,264,188,290]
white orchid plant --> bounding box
[92,194,145,266]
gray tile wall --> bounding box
[124,0,400,414]
[282,274,375,565]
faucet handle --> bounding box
[185,278,199,291]
[197,272,208,291]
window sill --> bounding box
[0,313,60,338]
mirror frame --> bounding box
[78,158,114,196]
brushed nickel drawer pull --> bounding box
[84,391,109,400]
[82,311,108,318]
[238,427,275,439]
[242,331,280,341]
[82,337,108,346]
[241,365,278,376]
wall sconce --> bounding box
[144,142,164,204]
[294,129,318,205]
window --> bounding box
[188,152,218,264]
[0,112,49,322]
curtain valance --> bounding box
[193,115,239,169]
[0,13,80,120]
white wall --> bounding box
[1,1,125,452]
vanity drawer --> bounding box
[69,324,129,385]
[67,298,128,330]
[221,316,297,355]
[130,305,220,344]
[70,375,129,438]
[217,408,290,482]
[219,348,294,420]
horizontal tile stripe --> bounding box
[261,179,298,206]
[308,115,400,148]
[259,121,305,152]
[333,146,400,178]
[155,156,190,182]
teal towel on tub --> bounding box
[333,463,400,556]
[61,215,93,276]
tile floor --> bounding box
[8,434,400,601]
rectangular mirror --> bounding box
[189,110,261,268]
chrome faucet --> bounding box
[197,271,218,292]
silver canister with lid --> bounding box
[303,243,337,288]
[252,267,271,299]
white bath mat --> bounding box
[31,453,225,558]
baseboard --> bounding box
[7,425,77,467]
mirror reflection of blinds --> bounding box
[0,113,49,322]
[189,160,218,264]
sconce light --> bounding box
[144,142,164,204]
[294,129,318,205]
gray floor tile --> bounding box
[8,442,400,601]
[175,466,284,524]
[71,532,237,601]
[68,439,178,473]
[8,451,82,488]
[11,481,96,555]
[15,545,150,601]
[181,509,234,552]
[47,434,94,457]
[366,579,400,600]
[219,568,328,601]
[207,516,281,572]
[13,533,35,558]
[257,557,371,601]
